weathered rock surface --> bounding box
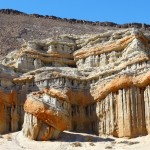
[23,89,71,140]
[0,28,150,140]
[0,65,24,133]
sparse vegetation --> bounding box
[105,145,113,149]
[71,142,82,147]
[118,140,139,145]
[0,9,150,57]
[89,142,95,146]
[0,11,112,56]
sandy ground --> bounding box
[0,131,149,150]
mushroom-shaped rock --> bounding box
[23,90,71,140]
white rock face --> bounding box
[23,112,60,140]
[0,28,150,140]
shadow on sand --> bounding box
[56,131,115,142]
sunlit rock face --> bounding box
[0,65,24,133]
[0,28,150,140]
[23,89,71,140]
[1,35,77,73]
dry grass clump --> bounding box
[105,145,113,149]
[89,142,95,146]
[118,140,139,145]
[70,142,82,147]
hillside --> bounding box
[0,9,150,56]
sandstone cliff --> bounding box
[0,28,150,140]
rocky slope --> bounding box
[0,9,150,57]
[0,27,150,140]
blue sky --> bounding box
[0,0,150,24]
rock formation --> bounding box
[0,28,150,140]
[23,89,71,140]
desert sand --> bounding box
[0,131,149,150]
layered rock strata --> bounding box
[0,28,150,139]
[0,65,24,133]
[2,35,77,72]
[94,72,150,138]
[23,89,71,140]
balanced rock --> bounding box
[23,89,71,140]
